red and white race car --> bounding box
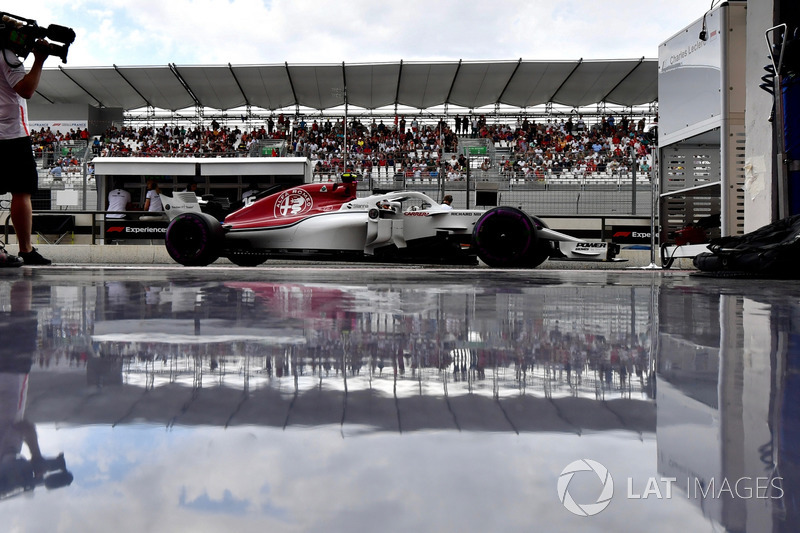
[161,176,620,268]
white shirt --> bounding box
[107,189,132,218]
[146,189,163,211]
[0,50,29,139]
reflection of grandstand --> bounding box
[4,268,661,432]
[27,365,656,435]
[23,278,657,404]
[79,340,652,402]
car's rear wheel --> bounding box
[472,207,538,267]
[165,212,223,266]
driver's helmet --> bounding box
[341,171,358,183]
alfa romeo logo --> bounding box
[557,459,614,516]
[274,188,313,217]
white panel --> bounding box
[658,7,723,143]
[200,158,310,176]
[94,157,197,176]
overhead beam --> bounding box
[33,90,54,104]
[444,59,462,105]
[342,61,348,107]
[600,57,645,104]
[169,63,201,108]
[548,58,583,104]
[113,64,153,108]
[498,58,523,103]
[228,63,249,107]
[394,60,403,107]
[57,66,102,107]
[284,62,298,108]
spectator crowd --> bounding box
[30,112,655,183]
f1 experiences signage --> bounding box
[105,220,168,240]
[611,226,656,244]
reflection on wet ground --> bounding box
[0,266,797,532]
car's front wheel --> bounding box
[472,207,538,267]
[165,212,223,266]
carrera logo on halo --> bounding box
[275,189,313,217]
[404,212,429,217]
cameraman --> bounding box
[0,41,52,265]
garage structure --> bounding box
[657,1,747,258]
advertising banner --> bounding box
[104,220,168,241]
[611,226,657,244]
[29,121,88,134]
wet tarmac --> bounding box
[0,265,797,532]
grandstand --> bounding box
[26,110,655,215]
[5,59,659,243]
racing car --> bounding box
[160,174,620,268]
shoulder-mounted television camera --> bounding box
[0,12,75,64]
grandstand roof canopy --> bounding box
[31,58,657,113]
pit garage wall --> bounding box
[745,0,780,230]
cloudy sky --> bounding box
[12,0,716,67]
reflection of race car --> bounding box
[161,176,621,268]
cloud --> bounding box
[16,0,716,66]
[27,422,713,533]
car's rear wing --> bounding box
[160,193,203,221]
